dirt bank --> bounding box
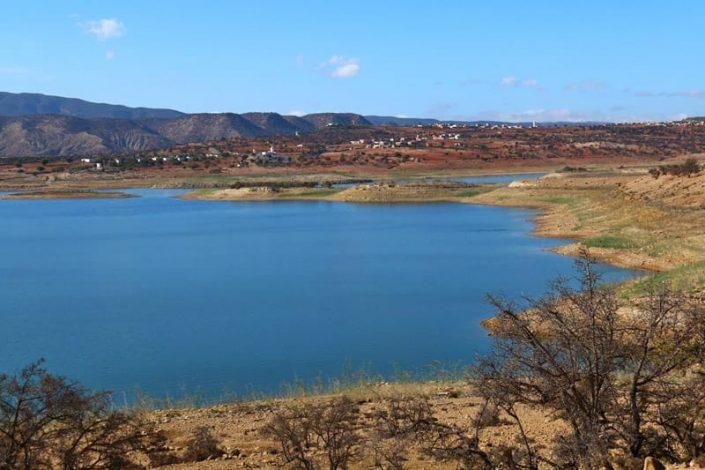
[0,190,134,200]
[469,171,705,291]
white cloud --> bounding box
[331,63,359,78]
[499,76,517,86]
[105,50,115,60]
[319,55,360,78]
[499,76,540,88]
[288,110,306,116]
[83,18,125,41]
[565,80,606,92]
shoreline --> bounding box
[0,190,135,200]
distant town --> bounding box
[5,117,704,180]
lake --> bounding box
[0,189,636,400]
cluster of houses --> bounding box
[251,146,291,165]
[348,135,428,150]
[76,144,295,170]
[431,122,538,130]
[431,133,461,141]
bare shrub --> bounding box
[422,397,546,470]
[657,158,702,177]
[261,396,360,469]
[0,360,155,469]
[369,397,436,469]
[474,252,705,467]
[182,426,223,462]
[367,395,536,470]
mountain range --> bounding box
[0,93,378,156]
[0,92,599,157]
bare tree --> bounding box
[475,253,705,467]
[261,397,360,469]
[0,360,155,469]
[369,396,435,469]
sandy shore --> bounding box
[182,181,493,203]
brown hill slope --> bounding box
[0,115,169,156]
[0,112,373,157]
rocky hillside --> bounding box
[0,112,372,157]
[0,92,375,156]
[0,115,169,156]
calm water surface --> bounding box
[0,189,635,399]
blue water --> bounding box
[0,189,635,399]
[452,173,544,184]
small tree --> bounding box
[262,397,361,470]
[475,253,705,467]
[0,360,155,469]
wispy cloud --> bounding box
[499,76,541,88]
[465,107,690,123]
[294,53,305,67]
[105,50,115,60]
[564,80,606,93]
[634,89,705,98]
[288,110,306,116]
[82,18,125,41]
[318,55,360,78]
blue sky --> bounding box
[1,1,704,122]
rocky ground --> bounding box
[145,382,566,469]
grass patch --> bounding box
[539,195,579,205]
[128,362,469,410]
[584,235,637,249]
[626,261,705,295]
[453,190,485,198]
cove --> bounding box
[0,189,636,400]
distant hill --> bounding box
[0,115,170,156]
[0,110,373,157]
[0,92,185,119]
[0,92,380,156]
[303,113,371,128]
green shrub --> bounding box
[584,235,636,249]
